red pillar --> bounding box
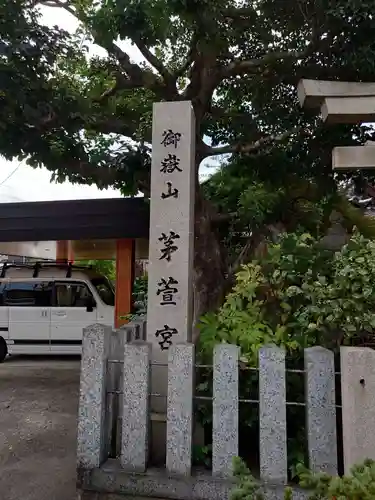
[56,240,74,263]
[114,239,135,328]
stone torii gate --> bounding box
[298,79,375,170]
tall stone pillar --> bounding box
[146,101,196,463]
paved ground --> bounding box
[0,355,81,500]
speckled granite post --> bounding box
[77,323,111,469]
[259,345,287,483]
[140,317,147,340]
[133,316,147,341]
[122,319,147,342]
[166,343,194,475]
[117,322,141,454]
[212,344,239,477]
[121,322,138,343]
[121,341,151,471]
[341,347,375,473]
[305,347,337,475]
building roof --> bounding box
[0,197,150,242]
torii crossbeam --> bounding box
[298,79,375,170]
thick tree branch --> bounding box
[97,79,124,101]
[95,70,147,102]
[228,238,254,277]
[204,127,301,158]
[221,13,329,81]
[222,49,308,78]
[89,117,146,140]
[108,40,179,98]
[208,106,257,125]
[174,31,199,79]
[104,41,177,99]
[37,1,144,81]
[34,0,176,99]
[36,0,75,15]
[132,36,177,94]
[103,42,153,86]
[134,40,170,80]
[27,100,147,143]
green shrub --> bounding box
[231,457,375,499]
[199,229,375,363]
[120,274,148,322]
[231,457,293,499]
[197,230,375,476]
[132,274,148,316]
[297,459,375,499]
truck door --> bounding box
[50,281,97,354]
[6,280,52,354]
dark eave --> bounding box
[0,197,150,242]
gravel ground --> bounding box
[0,355,81,500]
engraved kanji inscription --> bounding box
[161,181,179,200]
[161,129,181,148]
[156,277,179,305]
[155,324,178,350]
[160,154,182,174]
[158,231,180,261]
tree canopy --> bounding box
[2,0,375,317]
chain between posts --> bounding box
[106,360,342,409]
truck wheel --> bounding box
[0,337,7,363]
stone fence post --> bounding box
[166,343,194,476]
[77,324,112,469]
[305,347,337,475]
[259,345,287,484]
[212,344,239,477]
[121,341,151,471]
[341,347,375,473]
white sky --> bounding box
[0,5,214,203]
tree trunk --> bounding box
[192,183,227,342]
[190,183,290,342]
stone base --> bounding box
[78,492,168,500]
[78,459,310,500]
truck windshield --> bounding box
[91,277,115,306]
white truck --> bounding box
[0,262,115,362]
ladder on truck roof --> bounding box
[0,261,93,279]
